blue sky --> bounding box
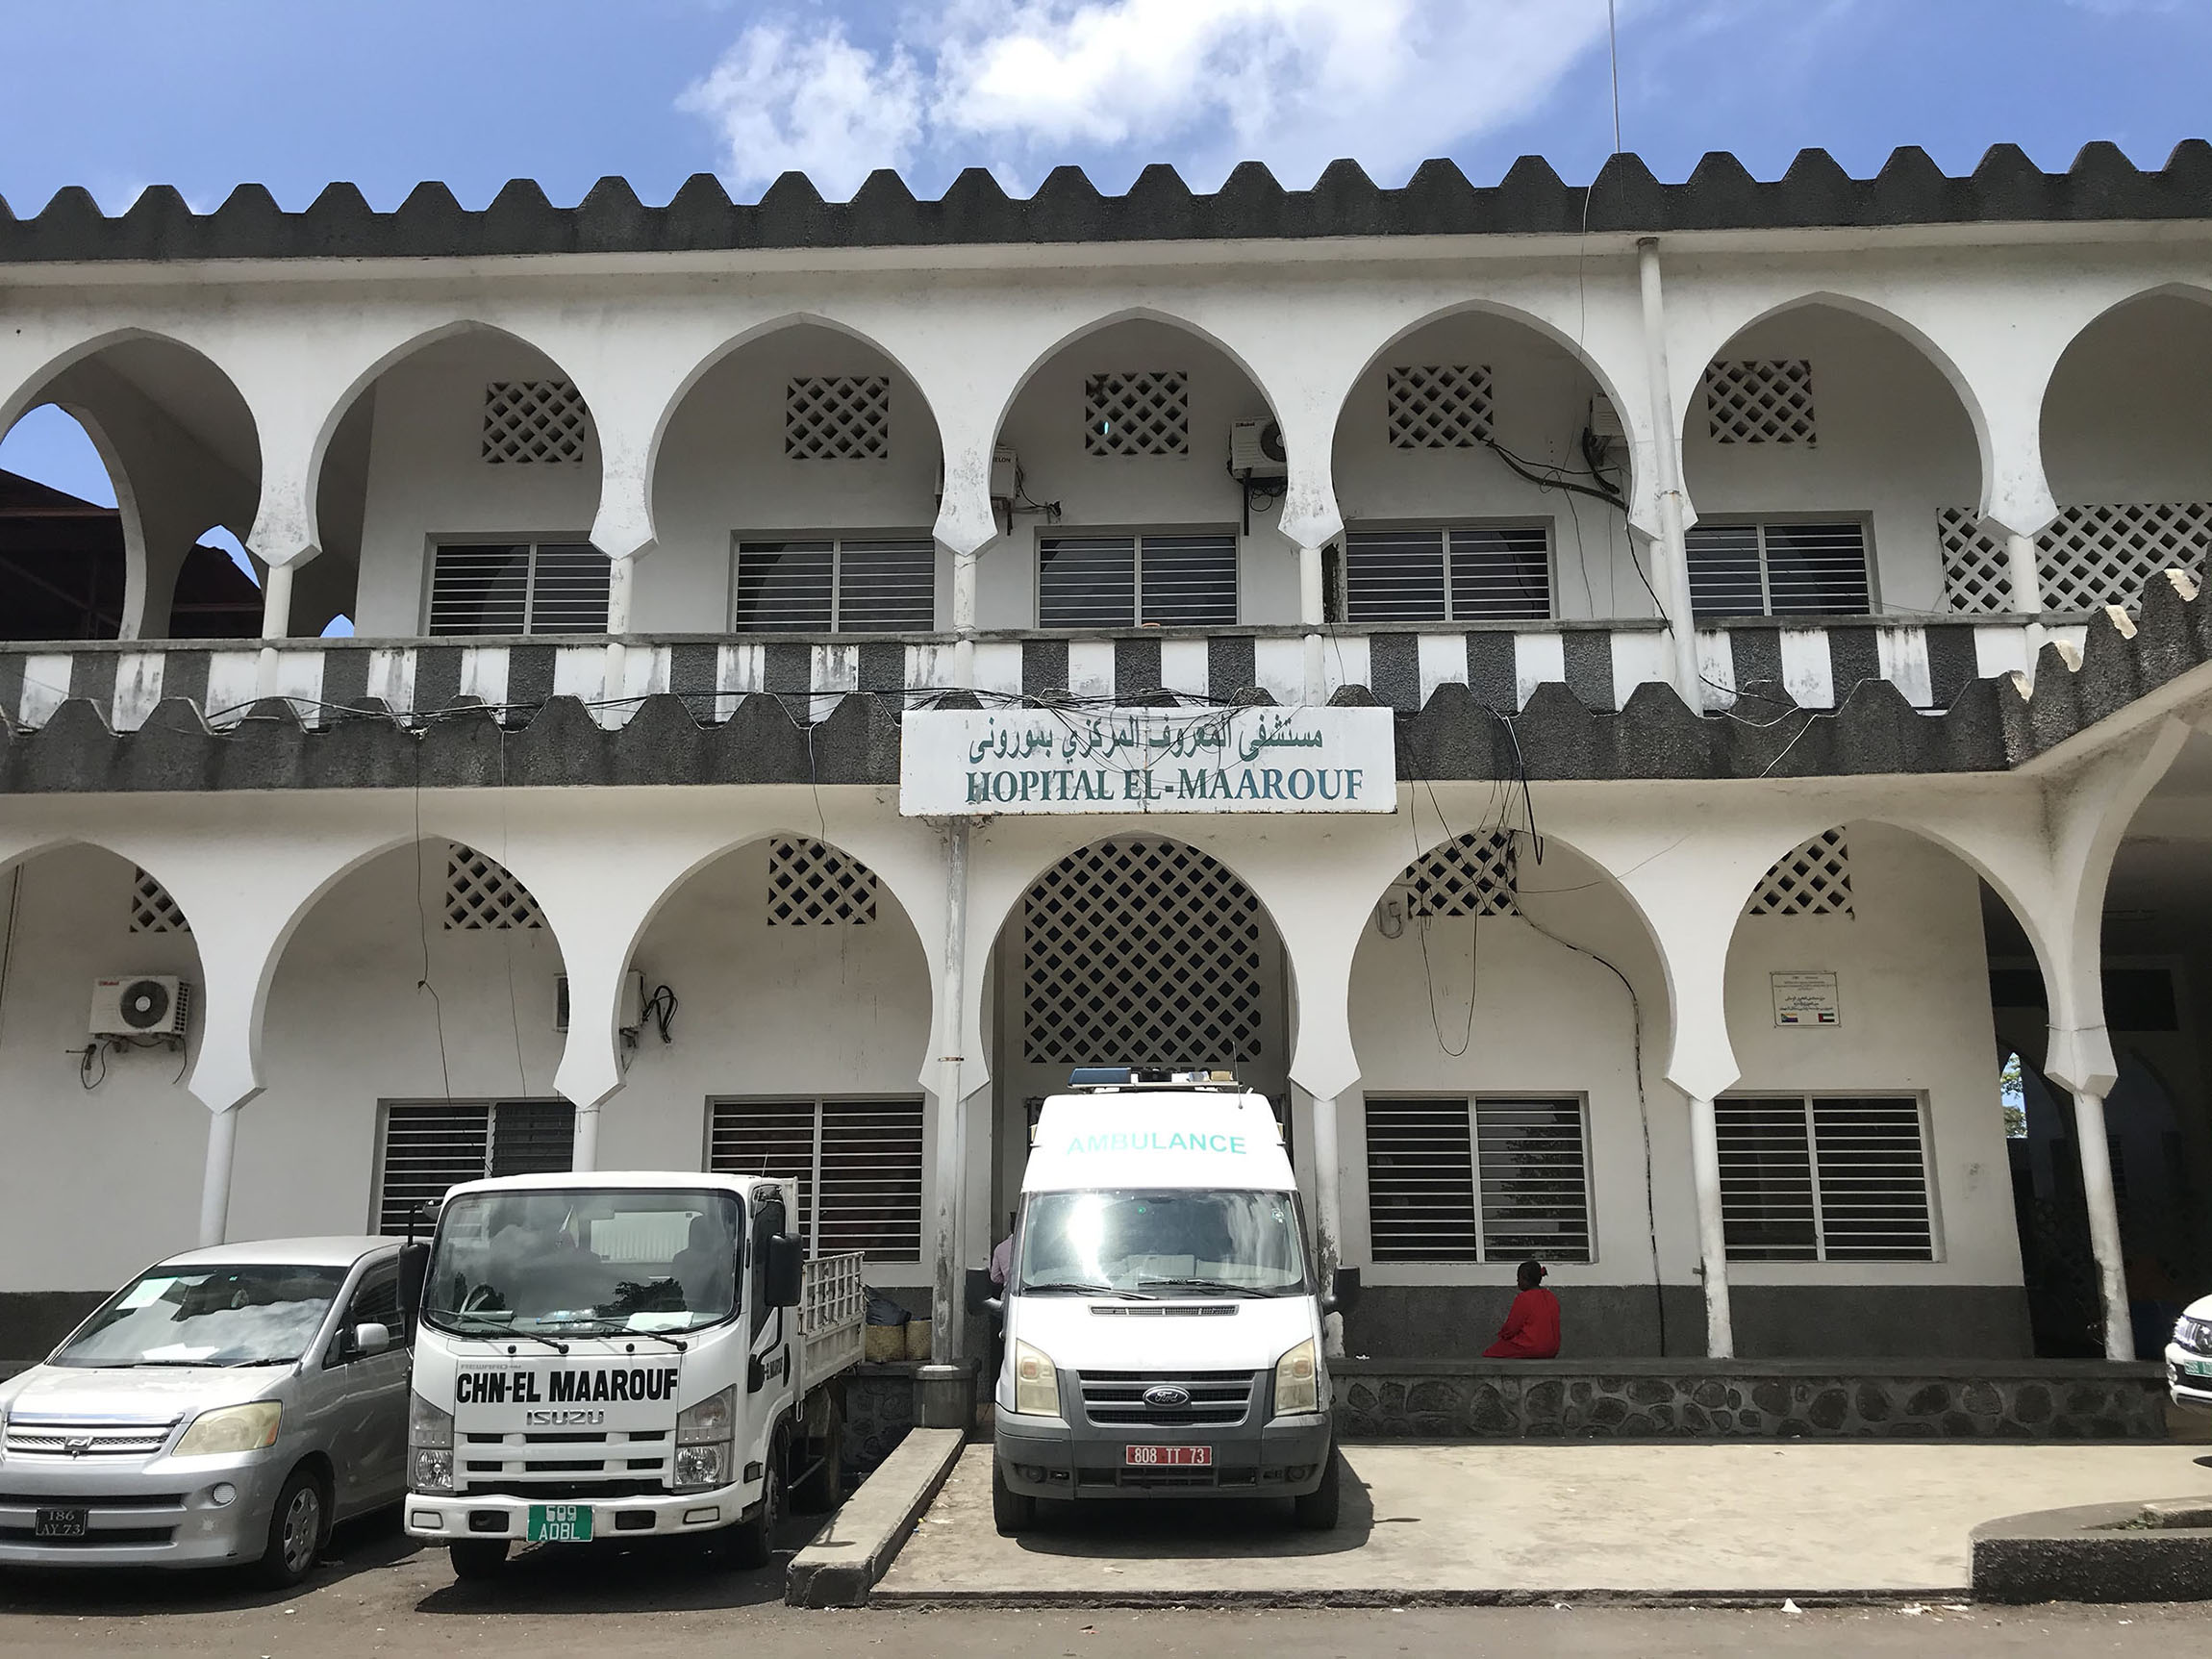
[4,0,2209,515]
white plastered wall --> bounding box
[2041,292,2212,508]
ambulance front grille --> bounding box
[1077,1370,1258,1427]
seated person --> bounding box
[670,1213,737,1314]
[1483,1259,1562,1359]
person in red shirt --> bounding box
[1483,1259,1562,1359]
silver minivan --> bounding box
[0,1236,418,1585]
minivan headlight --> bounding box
[175,1401,282,1457]
[1273,1339,1320,1416]
[1014,1342,1060,1417]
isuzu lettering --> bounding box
[403,1171,861,1576]
[984,1073,1355,1533]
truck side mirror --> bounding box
[396,1242,430,1336]
[766,1234,803,1308]
[1322,1267,1362,1316]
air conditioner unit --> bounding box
[1229,419,1287,479]
[89,976,191,1042]
[555,968,645,1036]
[1587,394,1625,441]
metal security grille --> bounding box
[129,869,189,934]
[428,542,610,635]
[733,538,934,633]
[483,382,590,465]
[1937,503,2212,615]
[1343,526,1550,623]
[444,843,545,930]
[1022,838,1264,1066]
[1365,1096,1591,1263]
[1716,1094,1933,1261]
[785,376,891,460]
[1703,360,1816,444]
[1386,365,1496,448]
[767,838,876,925]
[1084,371,1189,456]
[1038,533,1238,629]
[708,1097,924,1261]
[1747,829,1853,917]
[375,1099,575,1233]
[1403,832,1519,918]
[1686,521,1869,617]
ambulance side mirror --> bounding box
[1321,1267,1362,1316]
[766,1234,803,1308]
[964,1269,1002,1320]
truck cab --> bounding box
[402,1170,860,1576]
[987,1074,1351,1533]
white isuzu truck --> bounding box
[402,1170,862,1576]
[984,1072,1356,1534]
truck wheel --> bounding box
[792,1399,843,1515]
[1291,1447,1341,1532]
[992,1456,1035,1535]
[727,1435,787,1571]
[251,1466,326,1589]
[449,1540,510,1580]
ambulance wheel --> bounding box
[728,1430,787,1571]
[448,1539,509,1580]
[1292,1447,1341,1531]
[992,1457,1035,1535]
[792,1399,843,1515]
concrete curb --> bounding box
[863,1587,1966,1610]
[786,1427,967,1609]
[1973,1497,2212,1603]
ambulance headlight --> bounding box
[1272,1339,1321,1416]
[1013,1342,1061,1417]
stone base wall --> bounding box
[845,1363,923,1475]
[1335,1361,2168,1440]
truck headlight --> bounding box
[1273,1339,1320,1416]
[676,1386,736,1445]
[175,1401,282,1456]
[408,1393,455,1493]
[1013,1342,1060,1417]
[673,1386,736,1494]
[672,1444,728,1489]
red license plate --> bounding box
[1124,1444,1212,1467]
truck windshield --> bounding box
[423,1189,743,1338]
[1016,1190,1308,1297]
[51,1265,352,1369]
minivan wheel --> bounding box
[252,1467,326,1589]
[449,1539,510,1580]
[992,1456,1035,1535]
[1291,1447,1341,1532]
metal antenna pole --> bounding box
[1607,0,1623,155]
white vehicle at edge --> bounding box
[403,1170,861,1578]
[2167,1295,2212,1412]
[984,1073,1356,1534]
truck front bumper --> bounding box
[0,1451,285,1570]
[995,1410,1333,1500]
[406,1479,763,1543]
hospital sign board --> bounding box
[900,706,1397,816]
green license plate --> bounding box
[527,1504,593,1543]
[2185,1360,2212,1379]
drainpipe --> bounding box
[1636,238,1702,707]
[930,817,973,1362]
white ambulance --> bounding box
[983,1071,1354,1533]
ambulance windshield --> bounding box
[1015,1190,1308,1297]
[423,1189,742,1337]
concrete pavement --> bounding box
[875,1442,2212,1602]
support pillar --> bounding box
[2070,1087,2136,1361]
[1636,238,1701,706]
[198,1105,241,1247]
[929,818,974,1363]
[950,545,978,689]
[1686,1093,1735,1359]
[572,1100,602,1173]
[1308,1090,1346,1357]
[603,553,636,708]
[254,562,296,698]
[1298,542,1327,705]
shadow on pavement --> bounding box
[1013,1453,1375,1559]
[0,1506,422,1615]
[411,1516,819,1615]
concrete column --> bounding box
[198,1105,242,1247]
[1298,543,1326,705]
[950,545,978,690]
[1636,238,1701,705]
[1308,1090,1346,1357]
[1686,1093,1736,1359]
[571,1100,602,1173]
[2071,1087,2136,1361]
[929,819,973,1362]
[254,562,295,698]
[603,553,636,708]
[2006,532,2043,617]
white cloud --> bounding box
[682,0,1621,199]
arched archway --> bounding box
[0,335,262,641]
[312,324,606,640]
[648,320,947,636]
[1682,299,1981,629]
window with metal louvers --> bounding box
[1037,533,1237,629]
[1714,1094,1934,1262]
[733,538,935,633]
[707,1097,925,1263]
[1363,1096,1591,1264]
[427,542,610,635]
[373,1100,576,1235]
[1343,526,1550,624]
[1685,521,1870,618]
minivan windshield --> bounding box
[424,1189,743,1338]
[52,1265,351,1369]
[1016,1190,1308,1297]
